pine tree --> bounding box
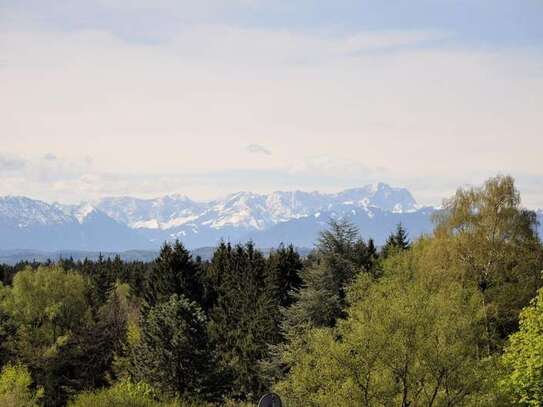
[395,223,410,250]
[381,223,410,259]
[143,241,204,311]
[265,244,303,309]
[352,238,379,276]
[89,254,116,307]
[131,294,220,401]
[207,242,277,400]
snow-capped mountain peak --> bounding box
[95,183,419,232]
[0,196,73,227]
[73,203,97,223]
[1,184,541,251]
[53,202,99,224]
[334,183,417,212]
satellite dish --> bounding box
[258,393,283,407]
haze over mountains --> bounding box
[1,183,541,255]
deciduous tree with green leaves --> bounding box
[433,175,543,350]
[0,266,93,406]
[0,363,43,407]
[276,243,495,406]
[500,288,543,405]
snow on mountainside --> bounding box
[54,202,100,223]
[0,198,150,251]
[1,183,539,252]
[96,182,418,233]
[334,183,418,213]
[97,195,205,229]
[0,196,74,227]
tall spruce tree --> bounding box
[131,294,219,401]
[88,255,116,307]
[352,237,379,276]
[381,223,410,259]
[265,244,303,310]
[143,241,204,311]
[207,242,277,400]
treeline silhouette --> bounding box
[1,175,543,406]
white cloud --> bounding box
[246,144,272,155]
[0,154,26,173]
[0,15,542,206]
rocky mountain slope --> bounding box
[1,184,540,252]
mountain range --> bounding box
[1,183,541,255]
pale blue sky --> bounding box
[1,1,542,207]
[3,1,543,45]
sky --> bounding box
[1,1,542,207]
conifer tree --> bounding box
[89,254,116,307]
[207,242,277,400]
[381,223,410,258]
[0,308,15,370]
[131,294,219,401]
[265,244,303,309]
[0,265,7,285]
[51,286,129,404]
[352,237,379,275]
[283,219,364,332]
[143,241,204,311]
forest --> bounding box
[1,175,543,406]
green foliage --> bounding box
[52,283,129,400]
[132,294,219,401]
[433,175,543,349]
[207,242,277,400]
[277,245,495,406]
[1,175,541,407]
[68,379,157,407]
[69,378,251,407]
[2,266,91,348]
[283,219,368,332]
[500,288,543,405]
[270,220,381,389]
[265,244,303,309]
[0,266,93,405]
[144,241,204,311]
[0,283,16,369]
[0,363,43,407]
[0,266,132,406]
[88,255,117,307]
[381,223,410,258]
